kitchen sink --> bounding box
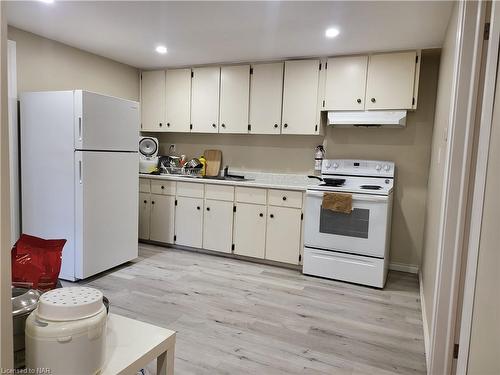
[203,176,254,182]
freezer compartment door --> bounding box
[75,151,139,279]
[74,90,139,151]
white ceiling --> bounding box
[6,1,453,69]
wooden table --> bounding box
[101,313,176,375]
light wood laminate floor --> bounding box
[80,244,426,375]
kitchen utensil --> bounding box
[12,286,40,368]
[204,149,222,177]
[308,175,346,186]
[186,158,202,169]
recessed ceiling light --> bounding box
[325,28,340,38]
[39,0,54,3]
[155,46,167,54]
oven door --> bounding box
[304,190,390,258]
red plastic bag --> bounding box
[11,234,66,291]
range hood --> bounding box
[327,110,407,128]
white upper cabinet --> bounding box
[365,51,417,110]
[191,66,220,133]
[324,56,368,110]
[219,65,250,134]
[141,70,166,131]
[165,68,191,132]
[249,62,284,134]
[282,60,320,135]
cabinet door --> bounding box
[138,192,151,240]
[175,196,203,248]
[220,65,250,134]
[365,51,417,110]
[324,56,368,110]
[165,68,191,132]
[191,67,220,133]
[249,62,283,134]
[203,199,233,253]
[149,194,175,244]
[266,206,302,265]
[141,70,165,131]
[282,60,320,135]
[233,203,266,258]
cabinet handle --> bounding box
[282,196,287,201]
[259,213,263,217]
[151,201,155,205]
[159,123,163,127]
[270,214,274,218]
[357,98,362,104]
[371,98,376,103]
[283,123,288,128]
[167,123,170,127]
[212,123,216,128]
[161,185,164,189]
[78,117,82,141]
[206,207,210,211]
[143,200,147,204]
[274,124,278,128]
[221,123,226,128]
[197,206,200,210]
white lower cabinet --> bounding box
[175,196,203,248]
[203,199,234,253]
[265,206,302,265]
[139,178,304,266]
[138,192,151,240]
[233,203,267,258]
[149,194,175,244]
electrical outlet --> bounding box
[169,144,176,153]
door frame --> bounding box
[428,1,487,374]
[456,1,500,373]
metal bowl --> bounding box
[12,286,40,368]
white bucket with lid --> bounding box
[25,287,107,375]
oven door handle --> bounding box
[306,190,389,202]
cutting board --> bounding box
[204,149,222,177]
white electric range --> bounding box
[303,159,395,288]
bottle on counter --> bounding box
[314,145,325,172]
[199,155,207,176]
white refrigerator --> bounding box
[20,90,139,281]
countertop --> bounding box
[139,171,310,191]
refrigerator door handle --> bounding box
[78,160,82,184]
[78,117,82,142]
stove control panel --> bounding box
[322,159,395,178]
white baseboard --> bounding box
[389,262,419,274]
[419,270,430,372]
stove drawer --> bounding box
[268,189,303,208]
[303,248,387,288]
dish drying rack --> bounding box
[161,166,203,177]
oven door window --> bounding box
[319,208,369,239]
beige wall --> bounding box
[155,50,440,268]
[7,27,139,101]
[420,2,458,337]
[1,2,14,369]
[467,56,500,375]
